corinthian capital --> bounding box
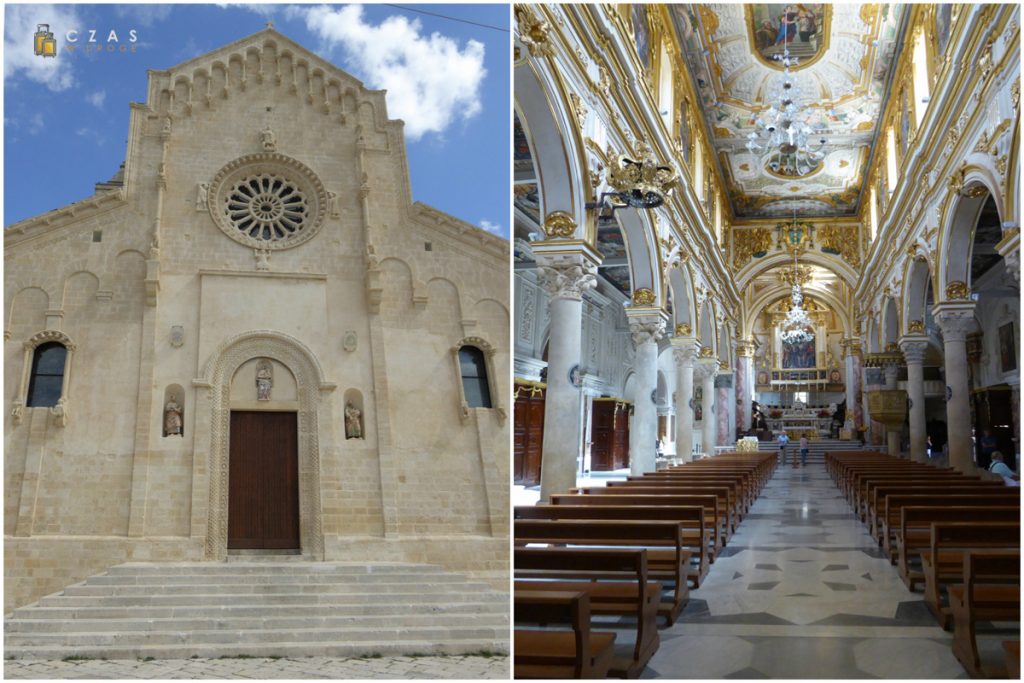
[537,263,597,301]
[694,357,719,381]
[932,303,976,344]
[672,342,699,367]
[898,338,929,365]
[630,319,666,347]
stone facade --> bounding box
[4,28,509,611]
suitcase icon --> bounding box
[34,24,56,57]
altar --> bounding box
[765,404,833,438]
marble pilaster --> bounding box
[716,372,733,446]
[534,248,600,501]
[672,338,699,462]
[695,357,719,456]
[841,339,863,434]
[626,310,667,475]
[900,337,929,463]
[735,341,754,433]
[933,302,977,473]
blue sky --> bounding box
[3,3,510,236]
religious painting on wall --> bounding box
[999,322,1016,372]
[782,338,816,368]
[631,4,650,69]
[748,4,827,66]
[936,3,953,55]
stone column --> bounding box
[883,360,902,458]
[696,356,719,456]
[934,302,977,473]
[841,339,863,435]
[735,340,754,433]
[626,311,667,475]
[900,337,929,463]
[672,335,699,463]
[535,250,599,501]
[716,370,733,446]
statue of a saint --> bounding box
[256,360,273,401]
[164,398,183,436]
[259,125,276,152]
[345,401,362,439]
[195,183,209,212]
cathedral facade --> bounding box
[5,27,509,611]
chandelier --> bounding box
[745,40,827,177]
[780,248,815,345]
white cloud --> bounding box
[295,5,486,141]
[216,4,280,18]
[479,220,503,236]
[86,90,106,108]
[4,4,80,91]
[113,5,173,27]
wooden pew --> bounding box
[514,504,711,587]
[514,590,616,679]
[1004,641,1020,680]
[918,522,1020,629]
[514,519,691,625]
[589,483,739,535]
[857,475,984,523]
[865,483,1006,539]
[890,502,1020,579]
[549,494,724,559]
[948,551,1021,678]
[636,471,757,512]
[515,547,661,679]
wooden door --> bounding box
[514,387,545,486]
[590,401,616,471]
[228,411,299,549]
[613,406,631,470]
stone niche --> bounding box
[229,357,298,406]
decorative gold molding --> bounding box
[945,280,970,300]
[543,211,577,239]
[515,5,554,58]
[676,322,692,336]
[908,319,925,334]
[633,288,656,306]
[699,346,716,358]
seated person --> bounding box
[988,451,1018,482]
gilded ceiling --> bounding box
[669,4,907,219]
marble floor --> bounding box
[626,463,986,678]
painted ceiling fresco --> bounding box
[668,4,906,219]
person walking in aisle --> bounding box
[777,431,790,466]
[799,433,809,468]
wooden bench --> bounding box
[948,551,1021,678]
[1004,641,1019,680]
[514,590,616,679]
[515,547,661,679]
[549,494,724,559]
[919,522,1020,629]
[582,484,738,537]
[884,497,1019,561]
[892,503,1020,584]
[514,519,691,625]
[637,472,756,512]
[865,483,1006,539]
[515,504,711,587]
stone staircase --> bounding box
[5,561,509,660]
[758,438,885,464]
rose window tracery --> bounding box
[225,174,308,243]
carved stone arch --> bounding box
[451,336,506,423]
[61,270,100,310]
[7,286,51,333]
[902,255,932,334]
[735,251,857,290]
[698,299,716,354]
[613,206,661,305]
[668,263,696,333]
[193,330,335,561]
[514,57,589,241]
[937,169,1003,297]
[746,285,851,339]
[10,329,77,425]
[881,298,900,348]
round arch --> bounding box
[667,263,696,331]
[698,299,716,354]
[193,330,337,561]
[743,284,851,339]
[937,168,1004,297]
[614,206,662,305]
[902,256,932,334]
[881,298,900,347]
[735,250,858,291]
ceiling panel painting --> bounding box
[668,4,907,219]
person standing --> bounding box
[799,434,809,468]
[778,432,790,466]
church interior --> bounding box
[513,4,1020,678]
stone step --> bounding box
[10,601,508,621]
[61,581,497,597]
[37,590,503,608]
[4,638,508,661]
[6,612,508,634]
[104,562,446,575]
[6,625,508,647]
[83,572,470,586]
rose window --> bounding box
[208,153,327,250]
[225,174,308,243]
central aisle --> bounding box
[641,461,967,679]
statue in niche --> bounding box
[195,183,209,212]
[256,360,273,401]
[259,125,276,152]
[164,397,183,436]
[345,401,363,439]
[327,191,340,218]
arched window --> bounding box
[27,342,67,407]
[458,346,492,409]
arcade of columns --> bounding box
[516,4,1019,501]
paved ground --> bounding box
[4,655,510,679]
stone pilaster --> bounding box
[735,340,755,433]
[626,310,668,475]
[933,302,977,473]
[716,371,733,446]
[534,247,600,501]
[841,338,863,434]
[900,337,930,463]
[695,356,719,457]
[672,338,699,462]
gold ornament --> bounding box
[817,224,861,267]
[675,323,692,336]
[945,280,970,300]
[606,141,677,209]
[908,320,925,334]
[515,5,554,58]
[632,288,656,306]
[699,346,715,358]
[732,227,773,270]
[543,211,576,239]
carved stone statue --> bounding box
[164,397,183,436]
[195,183,209,211]
[327,191,339,218]
[256,359,273,401]
[260,125,276,152]
[345,401,363,439]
